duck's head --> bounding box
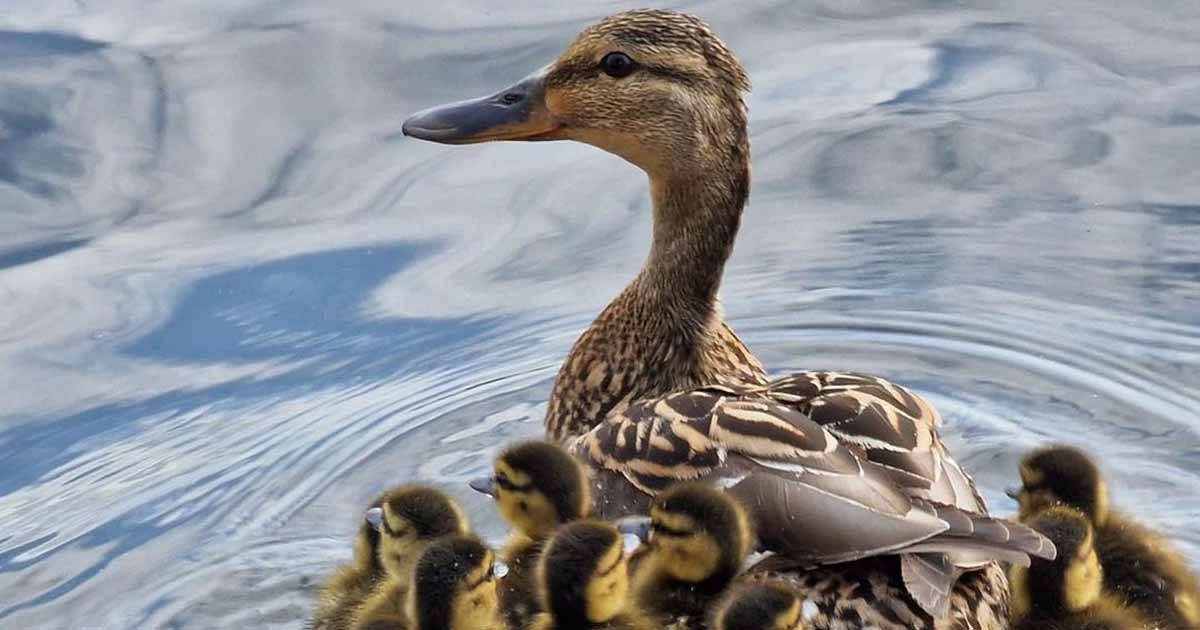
[626,482,752,585]
[1009,506,1103,619]
[397,535,500,630]
[538,521,632,626]
[469,440,590,539]
[403,9,750,180]
[1010,445,1109,526]
[365,485,470,580]
[715,583,807,630]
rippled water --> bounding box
[1,1,1198,627]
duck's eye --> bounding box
[600,52,635,78]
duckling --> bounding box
[310,485,469,630]
[469,440,590,630]
[1013,445,1200,629]
[1009,506,1148,630]
[529,520,652,630]
[712,582,808,630]
[351,535,500,630]
[311,504,387,629]
[623,482,752,630]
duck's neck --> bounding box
[633,169,748,319]
[545,157,751,442]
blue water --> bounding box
[1,1,1198,628]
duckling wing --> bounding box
[760,371,986,514]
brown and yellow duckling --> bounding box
[403,10,1055,627]
[311,485,470,629]
[1010,506,1148,630]
[529,520,652,630]
[619,483,752,630]
[469,440,591,630]
[351,535,500,630]
[712,582,808,630]
[1013,445,1200,629]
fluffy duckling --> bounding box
[1009,506,1148,630]
[622,482,752,630]
[529,520,652,630]
[469,440,590,630]
[1013,445,1200,629]
[351,535,500,630]
[310,485,469,630]
[712,582,807,630]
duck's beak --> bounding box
[1005,487,1022,500]
[469,476,496,497]
[402,68,561,144]
[615,515,652,543]
[364,506,384,529]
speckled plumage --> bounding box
[404,8,1048,628]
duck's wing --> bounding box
[760,372,986,514]
[570,386,1046,565]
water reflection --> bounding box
[0,1,1197,628]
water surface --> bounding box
[1,1,1198,627]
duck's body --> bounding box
[529,521,655,630]
[1009,506,1149,630]
[1016,445,1200,629]
[350,535,501,630]
[623,484,752,630]
[713,582,808,630]
[403,9,1054,628]
[311,517,386,630]
[469,441,592,630]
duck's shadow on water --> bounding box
[0,240,507,612]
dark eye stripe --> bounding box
[651,521,690,537]
[494,475,530,492]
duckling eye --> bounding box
[600,52,635,78]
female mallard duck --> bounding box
[403,9,1054,628]
[619,483,751,629]
[1012,445,1200,629]
[468,440,591,630]
[1009,506,1148,630]
[713,582,809,630]
[351,535,500,630]
[311,486,470,629]
[529,520,652,630]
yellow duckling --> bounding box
[469,440,590,630]
[712,582,808,630]
[310,485,469,629]
[529,521,652,630]
[1009,506,1148,630]
[351,535,500,630]
[1013,445,1200,629]
[620,483,752,630]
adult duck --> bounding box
[403,10,1053,629]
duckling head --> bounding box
[470,440,590,539]
[366,485,469,580]
[538,520,631,626]
[715,583,807,630]
[1010,505,1103,619]
[646,482,752,585]
[403,9,750,181]
[1012,445,1109,526]
[407,535,500,630]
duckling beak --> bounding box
[1005,487,1022,500]
[402,68,561,144]
[364,506,384,529]
[615,515,652,543]
[469,476,496,497]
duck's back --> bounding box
[1097,514,1200,629]
[745,555,1009,630]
